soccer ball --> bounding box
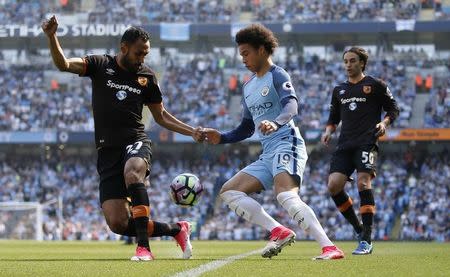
[169,173,203,207]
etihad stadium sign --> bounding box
[0,24,130,37]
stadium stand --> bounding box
[0,0,436,25]
[0,148,448,242]
[1,50,448,131]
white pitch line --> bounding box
[171,248,263,277]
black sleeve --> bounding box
[326,87,340,126]
[82,55,104,78]
[144,74,163,104]
[378,81,399,124]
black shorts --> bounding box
[97,139,152,204]
[329,144,378,178]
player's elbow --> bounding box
[153,115,166,127]
[55,62,69,72]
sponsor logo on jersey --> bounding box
[339,89,345,95]
[106,68,115,75]
[137,76,148,87]
[261,86,270,96]
[107,80,141,94]
[282,81,294,92]
[349,102,357,111]
[363,85,372,94]
[248,102,273,117]
[116,90,127,100]
[340,97,366,105]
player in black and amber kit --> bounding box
[321,47,399,255]
[42,16,203,261]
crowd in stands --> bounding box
[0,152,223,241]
[0,146,448,242]
[161,53,234,130]
[4,0,449,25]
[3,49,449,132]
[399,153,449,241]
[277,51,416,130]
[253,0,419,23]
[424,79,450,128]
[0,65,93,131]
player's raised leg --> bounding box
[275,173,344,260]
[219,172,295,258]
[122,216,192,259]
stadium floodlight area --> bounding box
[0,201,43,241]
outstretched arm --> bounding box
[204,100,255,144]
[219,117,255,144]
[147,102,203,141]
[42,15,85,74]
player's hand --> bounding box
[41,15,58,37]
[321,131,332,146]
[192,126,205,142]
[258,120,278,135]
[375,121,387,137]
[202,128,221,145]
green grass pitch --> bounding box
[0,240,448,276]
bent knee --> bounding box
[327,173,348,194]
[219,184,232,196]
[327,179,346,196]
[357,181,372,190]
[124,170,142,185]
[327,184,340,195]
[106,218,128,235]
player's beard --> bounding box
[121,54,141,73]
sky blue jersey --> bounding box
[242,64,298,147]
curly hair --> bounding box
[343,47,369,72]
[235,24,278,55]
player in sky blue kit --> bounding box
[203,24,344,260]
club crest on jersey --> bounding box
[349,102,357,111]
[137,76,148,87]
[261,86,270,96]
[116,90,127,101]
[363,85,372,94]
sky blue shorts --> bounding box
[241,129,308,190]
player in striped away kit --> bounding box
[322,47,400,255]
[203,24,344,260]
